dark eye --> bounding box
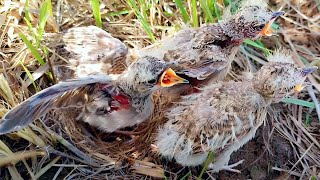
[147,79,157,84]
[258,24,265,30]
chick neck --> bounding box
[115,73,154,100]
[218,19,251,43]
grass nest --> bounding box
[0,0,320,179]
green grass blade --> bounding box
[127,0,155,42]
[180,171,192,180]
[20,63,39,91]
[38,0,50,47]
[191,0,198,27]
[90,0,102,28]
[213,0,222,20]
[19,33,45,65]
[24,0,31,21]
[244,39,271,55]
[200,0,214,23]
[46,0,53,16]
[174,0,190,23]
[198,151,215,179]
[305,113,311,127]
[282,97,315,108]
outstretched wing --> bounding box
[0,76,114,135]
[45,26,129,80]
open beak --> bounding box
[294,66,318,92]
[259,11,285,37]
[159,68,189,87]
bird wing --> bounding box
[45,26,129,80]
[0,75,118,134]
[163,25,230,80]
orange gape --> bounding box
[259,19,275,36]
[159,68,189,87]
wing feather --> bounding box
[0,76,113,134]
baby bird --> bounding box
[139,0,283,92]
[156,50,317,173]
[45,26,128,80]
[0,56,188,135]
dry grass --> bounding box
[0,0,319,179]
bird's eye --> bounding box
[258,24,265,30]
[147,79,157,84]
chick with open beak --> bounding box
[139,0,285,97]
[0,56,188,135]
[258,11,284,37]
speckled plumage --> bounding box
[0,56,186,134]
[156,51,317,173]
[139,0,282,91]
[44,26,129,80]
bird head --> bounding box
[119,56,189,96]
[220,0,283,41]
[252,50,317,102]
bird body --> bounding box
[156,50,317,172]
[138,0,283,93]
[0,56,188,135]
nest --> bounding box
[0,0,320,179]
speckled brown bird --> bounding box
[0,56,189,135]
[45,26,129,80]
[156,50,317,173]
[139,0,284,94]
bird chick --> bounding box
[44,26,129,80]
[0,56,189,135]
[140,0,283,95]
[156,50,317,173]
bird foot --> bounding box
[208,159,244,173]
[221,160,244,173]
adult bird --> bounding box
[0,56,188,135]
[156,50,317,173]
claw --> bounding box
[221,160,244,173]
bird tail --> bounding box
[0,76,112,135]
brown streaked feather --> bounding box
[0,76,114,134]
[44,26,129,80]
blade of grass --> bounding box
[46,0,53,16]
[244,39,271,55]
[90,0,102,28]
[200,0,214,23]
[282,97,315,108]
[0,150,46,167]
[180,171,192,180]
[191,0,199,27]
[198,151,215,179]
[213,0,222,20]
[24,0,31,22]
[305,113,311,127]
[0,74,16,107]
[35,156,61,179]
[127,0,155,42]
[174,0,190,23]
[19,33,45,65]
[20,62,39,91]
[7,166,24,180]
[38,1,49,46]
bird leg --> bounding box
[208,159,244,173]
[220,159,244,173]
